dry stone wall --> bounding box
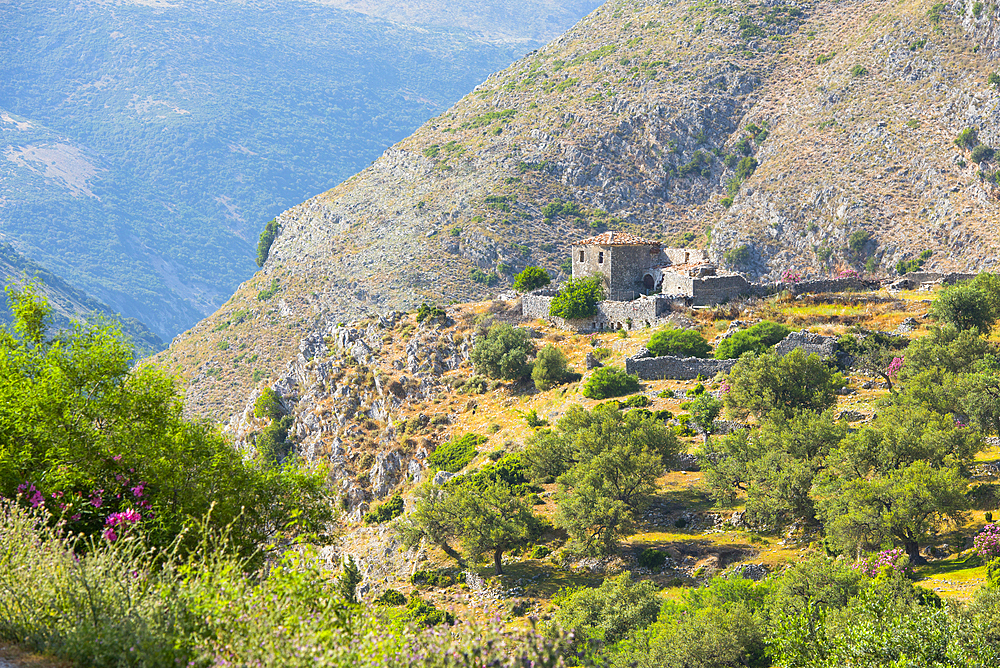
[626,349,737,380]
[523,293,671,332]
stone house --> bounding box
[571,231,750,305]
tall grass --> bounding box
[0,501,585,667]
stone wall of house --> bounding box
[608,245,659,294]
[626,349,738,380]
[664,248,710,265]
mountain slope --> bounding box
[164,0,1000,420]
[0,0,597,340]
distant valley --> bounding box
[0,0,600,340]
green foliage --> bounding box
[930,280,998,332]
[734,156,759,181]
[470,268,499,286]
[406,595,455,627]
[956,126,979,149]
[376,589,406,606]
[532,343,573,390]
[551,572,660,645]
[338,555,362,604]
[847,229,872,263]
[256,218,279,267]
[928,2,946,24]
[549,277,606,319]
[364,495,404,525]
[972,144,996,163]
[638,548,667,569]
[723,244,752,268]
[739,15,764,38]
[255,414,294,463]
[647,327,712,358]
[415,302,447,323]
[427,433,487,472]
[254,387,284,419]
[582,366,640,399]
[257,278,279,301]
[850,64,867,77]
[816,51,836,64]
[895,249,932,274]
[542,199,584,221]
[714,321,790,359]
[0,288,330,556]
[513,266,551,292]
[461,109,516,129]
[724,348,845,419]
[524,404,678,553]
[989,72,1000,88]
[471,322,536,380]
[689,393,723,435]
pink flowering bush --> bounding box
[854,547,909,577]
[781,270,803,284]
[837,268,861,279]
[885,356,904,378]
[975,523,1000,559]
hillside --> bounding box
[164,0,1000,421]
[0,0,596,340]
[0,243,163,354]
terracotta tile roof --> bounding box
[577,231,660,246]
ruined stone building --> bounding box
[522,231,752,332]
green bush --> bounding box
[552,572,661,645]
[734,156,758,181]
[257,277,279,301]
[582,366,641,399]
[724,348,845,419]
[956,127,979,150]
[638,548,667,569]
[930,281,997,332]
[415,303,447,323]
[376,589,407,606]
[723,244,752,268]
[532,344,572,390]
[470,268,499,286]
[972,144,995,163]
[622,394,651,408]
[648,327,712,358]
[513,266,551,292]
[255,218,279,267]
[850,64,867,77]
[406,595,455,627]
[471,322,536,380]
[427,433,487,472]
[715,320,790,359]
[364,495,405,525]
[253,387,284,419]
[549,277,606,319]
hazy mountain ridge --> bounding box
[1,0,593,340]
[163,0,1000,421]
[0,243,164,354]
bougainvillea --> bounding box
[975,523,1000,559]
[854,547,908,576]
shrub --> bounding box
[989,72,1000,88]
[256,218,279,267]
[551,572,661,645]
[723,244,752,268]
[734,156,758,181]
[956,127,979,150]
[415,303,447,323]
[689,393,722,434]
[638,548,667,569]
[582,366,641,399]
[376,589,407,606]
[647,328,712,358]
[364,495,405,525]
[257,278,279,300]
[427,433,487,472]
[406,596,455,627]
[532,343,572,390]
[549,277,606,319]
[471,322,536,380]
[622,394,651,408]
[470,268,499,286]
[850,64,867,77]
[253,387,284,419]
[971,144,995,163]
[975,523,1000,559]
[513,266,551,292]
[715,320,790,359]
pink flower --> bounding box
[28,489,44,508]
[103,527,118,542]
[112,454,123,462]
[131,483,145,498]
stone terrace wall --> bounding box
[691,274,752,305]
[626,349,737,380]
[522,294,670,332]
